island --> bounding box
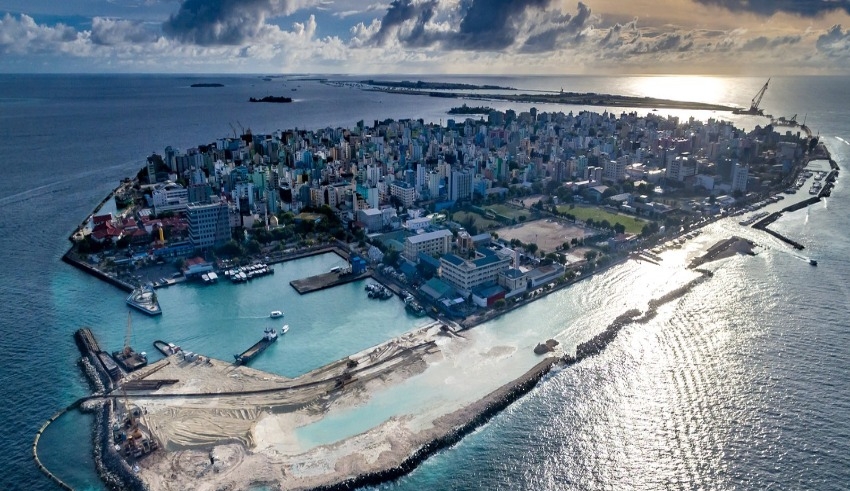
[448,103,494,115]
[249,95,294,103]
[360,79,515,91]
[38,104,838,491]
[360,82,734,111]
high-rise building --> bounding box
[390,181,416,208]
[188,200,231,249]
[449,168,473,202]
[731,162,749,192]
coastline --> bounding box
[42,118,838,491]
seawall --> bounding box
[63,252,135,292]
[312,357,558,491]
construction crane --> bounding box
[733,78,770,116]
[123,311,133,358]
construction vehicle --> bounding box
[733,78,770,116]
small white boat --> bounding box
[270,310,283,318]
[281,324,289,334]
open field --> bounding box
[486,203,533,221]
[556,205,650,234]
[452,210,502,231]
[495,218,589,254]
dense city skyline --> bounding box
[1,0,849,74]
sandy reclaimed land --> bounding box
[121,321,544,491]
[496,218,589,253]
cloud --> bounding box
[520,2,592,53]
[335,3,391,19]
[0,13,81,54]
[162,0,319,45]
[817,24,850,57]
[692,0,850,17]
[741,35,801,51]
[91,17,159,45]
[367,0,558,51]
[371,0,438,46]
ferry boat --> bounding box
[126,284,162,316]
[270,310,283,318]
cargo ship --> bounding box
[234,327,279,365]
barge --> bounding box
[234,327,279,365]
[153,340,181,356]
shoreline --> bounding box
[44,122,837,491]
[362,86,736,112]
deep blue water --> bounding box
[0,74,849,490]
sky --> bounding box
[1,0,849,74]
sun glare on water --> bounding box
[630,75,729,104]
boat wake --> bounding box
[835,136,849,145]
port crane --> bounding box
[734,78,770,116]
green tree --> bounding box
[246,239,262,255]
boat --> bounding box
[270,310,283,318]
[281,324,289,334]
[234,327,278,365]
[153,340,181,356]
[126,283,162,316]
[810,259,818,266]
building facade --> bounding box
[187,200,231,249]
[404,229,453,262]
[439,249,511,296]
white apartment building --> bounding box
[404,229,452,262]
[151,182,188,215]
[439,249,511,296]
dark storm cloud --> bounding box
[163,0,295,45]
[369,0,557,51]
[372,0,438,46]
[451,0,551,50]
[693,0,850,17]
[520,2,591,53]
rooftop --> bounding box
[407,229,452,244]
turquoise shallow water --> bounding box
[1,74,849,490]
[137,253,428,377]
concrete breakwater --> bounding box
[320,270,716,490]
[567,271,712,365]
[313,357,558,491]
[90,401,149,491]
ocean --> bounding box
[0,74,848,490]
